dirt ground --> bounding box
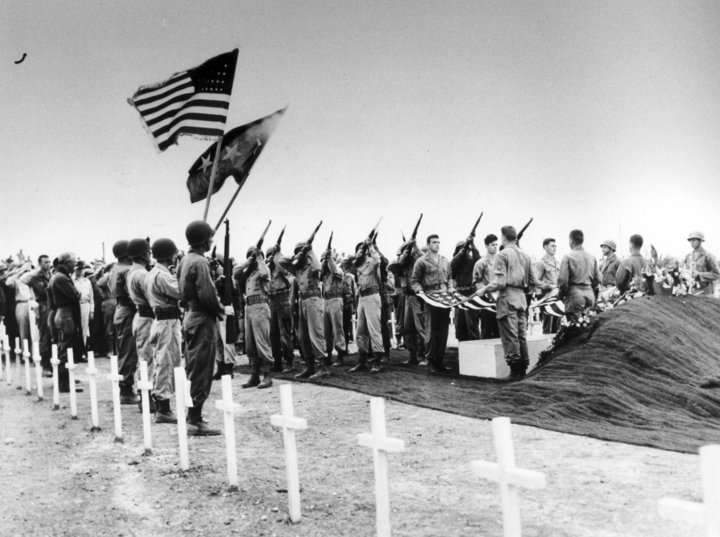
[0,356,706,537]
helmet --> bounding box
[453,241,465,256]
[112,240,129,259]
[294,242,305,255]
[355,242,364,253]
[265,247,276,258]
[185,220,215,247]
[151,238,178,260]
[687,230,705,241]
[600,240,616,251]
[127,238,150,258]
[246,246,256,258]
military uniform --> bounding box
[48,265,80,392]
[238,252,273,387]
[599,252,620,289]
[684,246,720,297]
[353,244,384,371]
[534,253,560,334]
[267,252,295,371]
[450,244,481,341]
[558,246,601,322]
[109,262,137,396]
[615,254,647,293]
[127,262,155,392]
[322,253,347,364]
[472,254,499,339]
[395,246,426,363]
[295,249,326,375]
[341,271,357,345]
[22,268,52,370]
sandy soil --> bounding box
[0,357,705,537]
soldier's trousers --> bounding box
[182,310,216,411]
[132,314,155,390]
[497,307,529,369]
[54,306,76,391]
[101,298,116,356]
[298,297,325,366]
[343,304,354,343]
[15,302,31,351]
[149,318,181,400]
[380,292,392,354]
[356,293,383,357]
[394,294,405,344]
[480,309,499,339]
[454,307,481,341]
[36,303,51,370]
[563,288,595,323]
[423,304,450,366]
[402,295,425,360]
[269,298,294,366]
[216,319,237,367]
[114,305,137,390]
[245,302,273,369]
[323,297,346,356]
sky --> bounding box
[2,1,719,265]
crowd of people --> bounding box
[1,222,718,434]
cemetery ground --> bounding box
[0,354,707,537]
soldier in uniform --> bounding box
[235,246,274,389]
[450,238,481,341]
[266,244,295,373]
[476,226,539,380]
[291,241,327,380]
[321,248,347,366]
[534,238,560,334]
[557,229,601,323]
[341,268,357,349]
[350,237,385,373]
[126,238,155,410]
[108,240,138,404]
[411,234,451,374]
[393,238,426,365]
[473,234,500,339]
[48,252,83,393]
[685,231,720,297]
[211,253,240,380]
[615,234,647,293]
[599,240,620,290]
[146,238,182,423]
[177,220,225,436]
[22,255,53,374]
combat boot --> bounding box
[294,361,316,379]
[154,398,177,424]
[349,354,370,373]
[331,350,346,367]
[369,352,385,374]
[308,364,329,381]
[120,385,139,405]
[242,372,261,388]
[257,367,273,389]
[507,362,527,381]
[282,362,295,373]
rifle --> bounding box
[327,231,334,252]
[291,220,323,266]
[516,217,533,244]
[401,213,423,253]
[256,219,272,250]
[460,212,483,252]
[244,220,272,275]
[222,219,239,344]
[355,217,383,264]
[322,231,334,276]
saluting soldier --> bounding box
[108,240,138,404]
[615,234,647,293]
[322,248,347,366]
[472,234,499,339]
[350,237,385,373]
[534,237,560,334]
[411,234,451,374]
[685,231,720,297]
[557,229,601,323]
[177,221,224,436]
[393,238,426,365]
[450,238,481,341]
[126,238,155,410]
[266,244,295,373]
[146,238,181,423]
[598,240,620,290]
[476,226,539,380]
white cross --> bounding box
[107,355,124,442]
[32,341,43,401]
[472,417,546,537]
[357,397,405,537]
[66,347,79,419]
[15,337,23,390]
[270,384,308,523]
[138,360,153,454]
[214,374,244,490]
[658,444,720,537]
[86,351,101,432]
[50,344,60,410]
[174,367,192,470]
[388,312,398,349]
[22,339,32,395]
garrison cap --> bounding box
[600,240,616,251]
[687,230,705,241]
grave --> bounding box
[458,333,553,378]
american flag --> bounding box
[459,293,496,312]
[129,49,238,152]
[529,289,565,317]
[419,290,497,312]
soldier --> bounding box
[472,234,500,339]
[615,234,647,293]
[235,246,273,389]
[266,244,295,373]
[341,267,357,349]
[411,234,451,374]
[476,226,539,380]
[211,254,239,379]
[599,240,620,290]
[534,238,560,334]
[126,238,155,410]
[450,238,481,341]
[146,238,181,423]
[393,238,426,366]
[48,252,83,393]
[108,240,138,404]
[291,241,327,379]
[22,255,53,374]
[177,220,225,436]
[350,237,385,373]
[321,248,347,367]
[557,229,601,323]
[96,264,117,357]
[685,231,720,296]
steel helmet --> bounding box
[600,240,617,251]
[185,220,215,247]
[112,240,129,259]
[127,238,151,258]
[151,238,178,260]
[687,230,705,241]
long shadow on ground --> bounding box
[241,295,720,453]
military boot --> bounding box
[331,350,346,367]
[186,407,221,436]
[119,384,138,405]
[308,364,330,381]
[155,398,177,424]
[349,353,370,373]
[257,366,273,389]
[294,359,316,379]
[369,352,385,374]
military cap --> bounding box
[687,230,705,241]
[151,238,178,260]
[112,240,129,259]
[127,238,151,258]
[185,220,215,247]
[600,240,616,251]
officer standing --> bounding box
[411,234,451,374]
[557,229,601,323]
[685,231,720,296]
[598,240,620,290]
[393,238,426,365]
[266,245,295,373]
[108,240,138,404]
[450,238,481,341]
[476,226,539,380]
[350,237,385,373]
[534,238,560,334]
[146,238,181,423]
[177,221,225,436]
[473,234,500,339]
[615,234,647,293]
[321,248,347,366]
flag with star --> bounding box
[129,49,238,152]
[186,107,286,203]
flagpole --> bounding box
[202,135,225,222]
[214,179,246,232]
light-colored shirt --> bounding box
[557,246,601,298]
[535,253,559,293]
[599,253,620,287]
[411,252,451,294]
[472,253,496,289]
[615,253,647,293]
[685,247,720,294]
[356,247,381,291]
[127,263,150,307]
[146,264,180,308]
[484,244,539,318]
[73,277,93,305]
